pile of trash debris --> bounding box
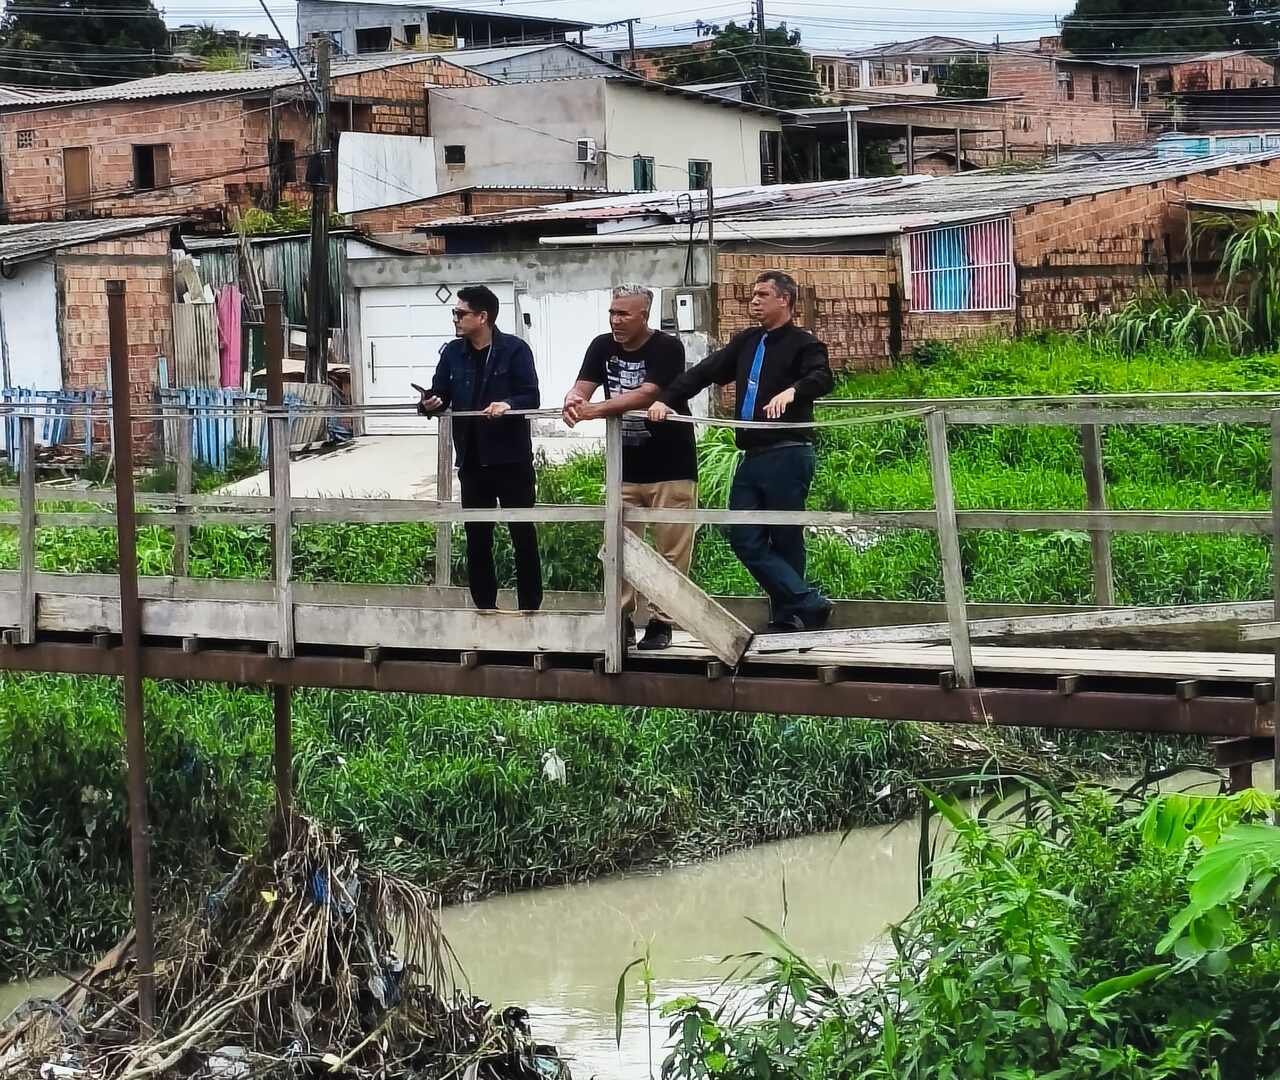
[0,817,570,1079]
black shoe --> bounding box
[638,619,672,650]
[765,613,806,633]
[802,598,834,631]
[623,617,636,647]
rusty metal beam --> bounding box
[106,281,155,1033]
[0,641,1265,738]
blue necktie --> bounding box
[739,332,767,419]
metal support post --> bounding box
[264,289,293,823]
[106,280,156,1032]
[17,415,34,642]
[926,409,974,687]
[602,415,624,673]
[435,414,453,587]
[1080,424,1115,607]
[1271,411,1280,815]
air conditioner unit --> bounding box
[576,138,598,165]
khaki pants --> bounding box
[621,479,698,625]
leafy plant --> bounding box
[1204,209,1280,350]
[1091,288,1248,355]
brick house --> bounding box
[417,152,1280,373]
[0,217,181,447]
[0,53,491,227]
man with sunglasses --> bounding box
[417,286,543,612]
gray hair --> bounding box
[755,269,799,309]
[612,283,654,311]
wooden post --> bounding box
[954,126,963,173]
[925,409,974,687]
[906,124,915,174]
[1272,411,1280,811]
[1080,424,1115,607]
[17,415,34,643]
[173,410,193,578]
[106,280,156,1032]
[846,109,859,178]
[435,414,453,587]
[602,415,624,673]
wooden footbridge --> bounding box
[4,389,1280,760]
[5,287,1280,1026]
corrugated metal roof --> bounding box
[428,43,566,66]
[0,83,61,103]
[0,216,182,264]
[299,0,593,29]
[0,52,469,108]
[1187,198,1280,212]
[435,149,1280,243]
[422,175,931,228]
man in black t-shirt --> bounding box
[562,284,698,651]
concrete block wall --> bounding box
[56,230,174,447]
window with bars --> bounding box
[906,218,1014,313]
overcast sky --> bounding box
[158,0,1075,50]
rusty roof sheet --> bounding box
[0,52,471,108]
[0,216,182,264]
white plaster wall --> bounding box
[603,81,781,190]
[0,259,60,389]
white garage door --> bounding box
[518,288,663,439]
[358,282,515,435]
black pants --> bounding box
[727,444,827,623]
[459,463,543,611]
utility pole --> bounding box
[306,34,331,385]
[755,0,770,106]
[627,18,636,72]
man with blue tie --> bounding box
[649,270,835,632]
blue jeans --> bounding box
[727,444,827,623]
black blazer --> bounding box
[421,328,540,470]
[662,322,834,451]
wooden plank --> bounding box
[173,411,193,578]
[621,529,752,666]
[926,410,974,687]
[296,606,605,652]
[602,416,624,674]
[18,417,34,644]
[1080,424,1115,606]
[270,415,294,658]
[949,406,1272,426]
[1241,622,1280,642]
[954,509,1270,536]
[627,507,937,528]
[33,594,606,653]
[435,414,453,587]
[292,505,606,524]
[38,594,276,638]
[751,601,1273,655]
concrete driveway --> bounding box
[218,433,603,499]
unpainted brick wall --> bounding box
[1013,159,1280,329]
[716,252,895,373]
[0,58,491,224]
[57,230,173,447]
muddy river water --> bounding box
[1,822,922,1079]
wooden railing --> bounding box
[3,394,1280,681]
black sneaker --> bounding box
[802,598,834,631]
[638,619,672,651]
[765,613,806,633]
